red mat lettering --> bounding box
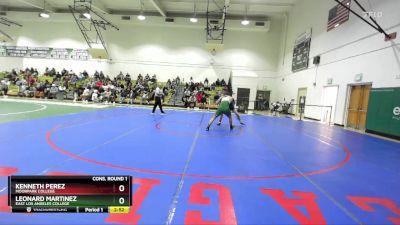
[0,167,18,176]
[261,188,327,225]
[105,178,160,225]
[348,196,400,225]
[185,183,237,225]
[0,167,18,212]
[0,195,10,213]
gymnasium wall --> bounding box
[277,0,400,125]
[0,12,283,98]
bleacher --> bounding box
[1,72,225,109]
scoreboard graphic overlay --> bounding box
[8,176,131,213]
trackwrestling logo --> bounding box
[393,106,400,120]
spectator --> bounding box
[221,79,226,86]
[48,84,59,99]
[102,88,111,104]
[128,88,136,104]
[119,86,128,104]
[117,71,124,80]
[204,78,210,91]
[0,79,10,96]
[81,87,90,103]
[94,70,100,79]
[196,91,203,104]
[92,89,99,103]
[188,93,196,109]
[32,69,39,76]
[82,70,89,78]
[211,82,216,90]
[151,74,157,83]
[166,79,171,89]
[182,89,191,108]
[141,91,149,105]
[125,73,131,83]
[19,82,28,97]
[144,74,150,82]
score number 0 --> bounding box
[119,184,125,205]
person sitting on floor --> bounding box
[102,88,112,104]
[188,93,196,109]
[119,86,128,104]
[0,79,10,96]
[81,87,90,103]
[182,89,191,108]
[92,89,99,103]
[48,84,59,99]
[141,91,150,105]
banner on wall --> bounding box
[0,46,89,60]
[291,28,312,73]
[366,87,400,138]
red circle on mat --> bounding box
[46,121,351,180]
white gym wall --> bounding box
[0,12,283,101]
[277,0,400,125]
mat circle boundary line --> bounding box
[0,103,47,116]
[46,121,351,180]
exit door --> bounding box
[347,84,371,130]
[297,88,307,115]
[255,90,270,110]
[237,88,250,111]
[321,86,338,124]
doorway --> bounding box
[347,84,372,130]
[296,88,307,115]
[321,86,338,124]
[237,88,251,112]
[255,90,270,110]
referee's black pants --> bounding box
[152,96,165,113]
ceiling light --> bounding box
[137,14,146,21]
[39,1,50,18]
[241,20,250,25]
[39,12,50,18]
[137,0,146,21]
[190,1,198,23]
[241,4,250,26]
[83,13,91,19]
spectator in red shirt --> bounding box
[28,76,36,86]
[196,91,203,103]
[95,80,103,88]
